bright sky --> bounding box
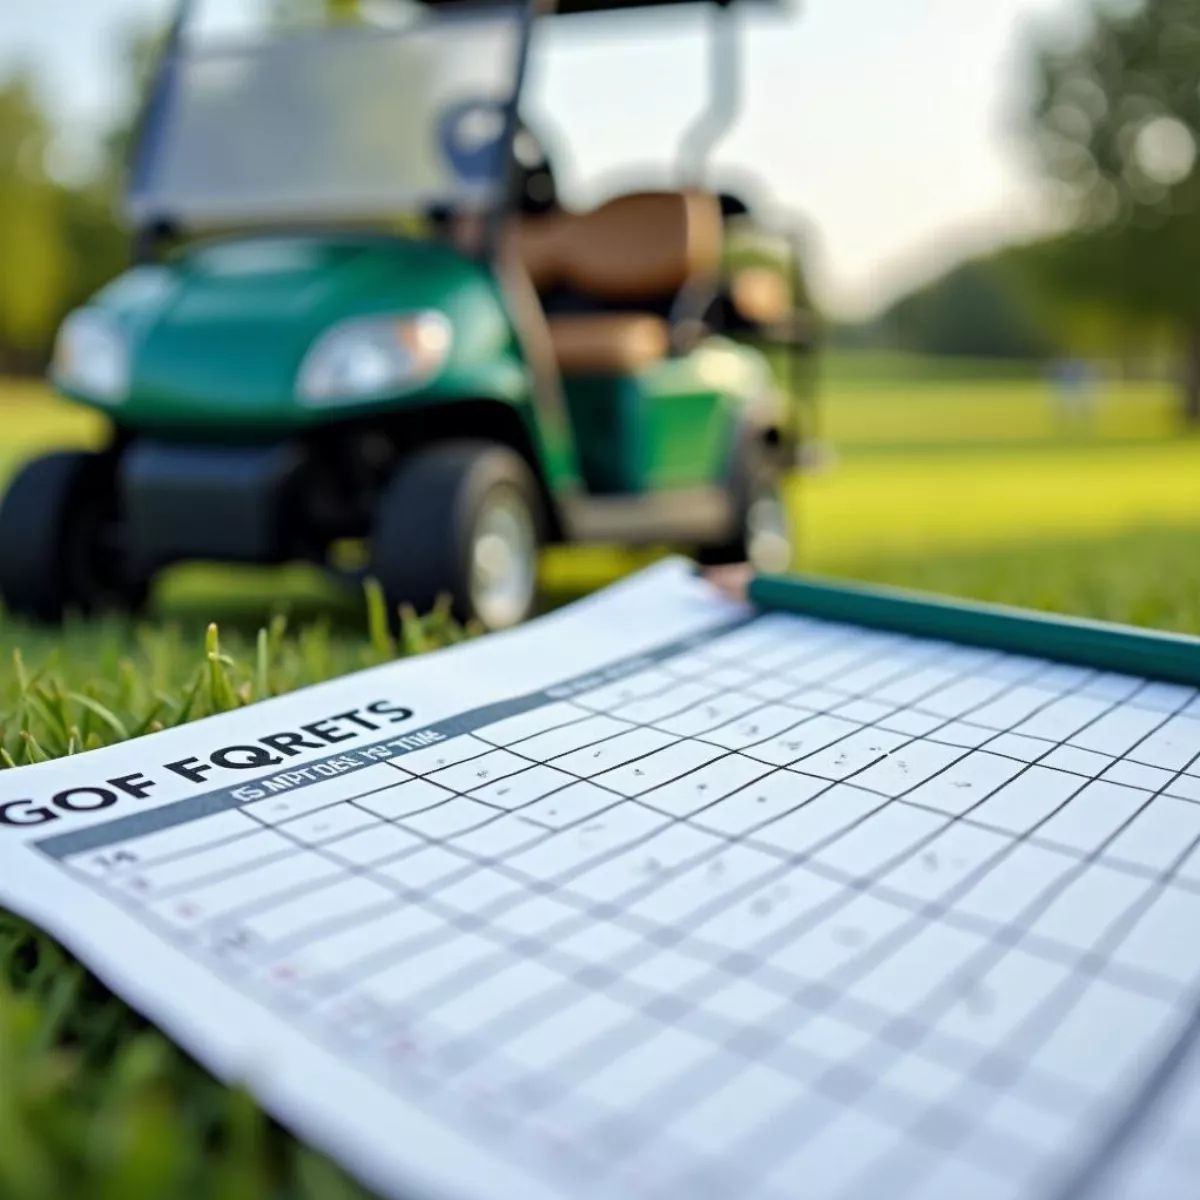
[3,0,1086,318]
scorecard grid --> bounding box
[36,609,1200,1200]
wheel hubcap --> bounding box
[747,493,792,574]
[470,489,537,630]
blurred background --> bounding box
[3,0,1200,629]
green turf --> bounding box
[3,360,1200,1196]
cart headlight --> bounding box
[297,312,452,406]
[52,310,130,403]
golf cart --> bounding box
[0,0,815,632]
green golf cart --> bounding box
[0,0,815,632]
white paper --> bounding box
[2,558,1199,1200]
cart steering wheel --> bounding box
[439,98,510,185]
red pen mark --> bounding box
[387,1035,419,1058]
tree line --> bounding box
[845,0,1200,422]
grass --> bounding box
[3,356,1200,1196]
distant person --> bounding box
[1049,358,1097,433]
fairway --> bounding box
[4,358,1200,1198]
[814,351,1182,453]
[799,440,1200,566]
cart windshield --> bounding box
[128,0,526,227]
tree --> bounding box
[880,255,1053,361]
[0,21,156,373]
[1029,0,1200,420]
[0,72,70,371]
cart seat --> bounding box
[514,190,723,375]
[545,314,670,374]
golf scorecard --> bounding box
[3,560,1200,1200]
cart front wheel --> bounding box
[0,451,148,623]
[370,442,544,632]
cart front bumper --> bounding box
[119,440,305,569]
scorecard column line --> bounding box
[489,656,1150,1186]
[457,654,1195,1191]
[479,631,1175,1191]
[827,709,1200,1199]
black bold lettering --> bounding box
[211,746,282,771]
[301,719,356,745]
[53,787,118,813]
[259,731,323,757]
[166,758,213,784]
[0,800,58,827]
[331,708,379,732]
[367,700,414,725]
[109,773,156,800]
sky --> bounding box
[2,0,1089,318]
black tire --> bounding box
[696,429,793,572]
[0,451,149,624]
[370,441,544,632]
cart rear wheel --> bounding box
[697,435,793,574]
[0,451,148,623]
[370,442,544,632]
